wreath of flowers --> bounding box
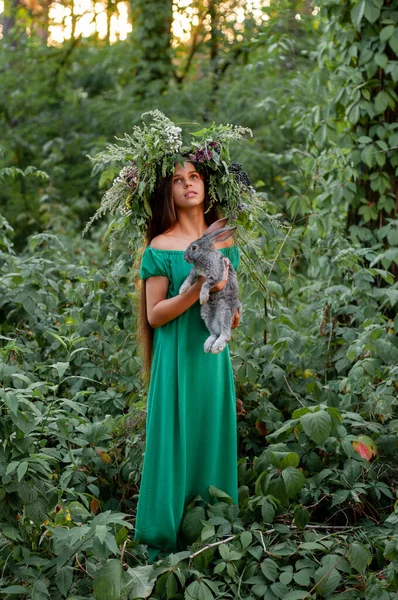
[83,110,272,256]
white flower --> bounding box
[163,124,183,152]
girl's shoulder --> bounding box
[149,234,235,251]
[149,234,181,251]
[217,237,234,249]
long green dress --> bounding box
[134,244,240,557]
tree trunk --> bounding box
[1,0,20,47]
[106,3,111,44]
[130,0,173,95]
[208,0,219,64]
[71,0,77,40]
[32,0,51,44]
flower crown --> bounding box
[83,110,265,254]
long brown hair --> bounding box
[137,169,220,381]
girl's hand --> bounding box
[196,258,229,292]
[232,308,240,329]
[209,258,230,293]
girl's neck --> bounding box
[166,208,207,240]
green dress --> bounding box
[134,245,240,556]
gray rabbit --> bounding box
[179,217,242,354]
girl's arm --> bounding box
[145,262,230,329]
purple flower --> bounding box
[210,141,221,152]
[190,147,214,163]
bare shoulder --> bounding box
[149,234,179,250]
[216,237,235,249]
[150,232,236,250]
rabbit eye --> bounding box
[192,245,198,250]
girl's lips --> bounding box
[184,191,197,197]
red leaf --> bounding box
[352,441,372,460]
[96,448,112,463]
[352,436,377,461]
[255,421,267,436]
[236,398,246,417]
[90,498,100,514]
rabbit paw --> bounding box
[204,335,217,353]
[211,337,227,354]
[200,289,209,305]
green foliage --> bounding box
[302,0,398,262]
[1,0,397,598]
[0,166,49,183]
[0,216,149,596]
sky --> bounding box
[0,0,271,45]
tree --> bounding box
[130,0,173,95]
[1,0,21,46]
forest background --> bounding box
[1,0,398,599]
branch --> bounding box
[189,534,237,563]
[120,539,128,563]
[52,33,84,92]
[188,524,360,566]
[302,553,347,600]
[293,524,363,531]
[253,528,276,554]
[174,12,207,84]
[75,552,93,579]
[283,375,305,407]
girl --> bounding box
[134,159,241,561]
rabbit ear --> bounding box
[203,217,229,236]
[210,227,237,243]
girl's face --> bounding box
[172,161,205,209]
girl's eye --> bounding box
[174,178,182,184]
[191,174,198,179]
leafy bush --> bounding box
[1,0,397,597]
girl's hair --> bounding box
[137,169,221,381]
